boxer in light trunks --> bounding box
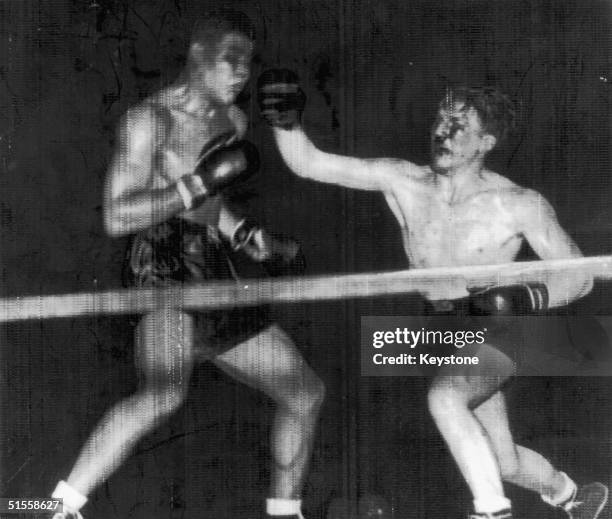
[258,71,608,519]
[50,12,324,519]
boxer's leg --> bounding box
[214,323,325,517]
[474,391,568,497]
[427,344,515,517]
[476,392,609,519]
[53,308,196,516]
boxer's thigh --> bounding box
[134,308,196,387]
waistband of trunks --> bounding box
[425,297,471,315]
[144,217,220,242]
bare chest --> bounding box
[386,185,522,267]
[154,109,236,187]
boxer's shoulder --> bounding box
[366,158,428,194]
[507,187,554,219]
[480,168,519,188]
[121,94,171,138]
[478,169,529,201]
[479,171,553,220]
[415,163,444,184]
[373,158,428,181]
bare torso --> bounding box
[272,125,587,306]
[384,164,525,299]
[148,87,243,226]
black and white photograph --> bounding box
[1,1,611,519]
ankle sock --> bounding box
[473,495,512,516]
[52,481,88,511]
[266,497,303,518]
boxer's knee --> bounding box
[254,325,325,417]
[427,379,469,422]
[304,373,326,415]
[282,372,326,420]
[140,384,188,418]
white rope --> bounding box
[1,255,611,322]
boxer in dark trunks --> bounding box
[51,12,324,519]
[258,71,608,519]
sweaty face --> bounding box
[430,101,493,173]
[202,32,253,105]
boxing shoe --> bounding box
[560,482,608,519]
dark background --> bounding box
[1,1,611,518]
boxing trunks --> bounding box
[124,217,272,358]
[423,298,526,373]
[423,298,608,375]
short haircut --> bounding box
[190,8,256,50]
[443,86,517,144]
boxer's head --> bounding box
[431,86,516,174]
[187,9,255,105]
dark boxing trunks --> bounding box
[424,298,608,375]
[124,217,272,358]
[424,298,526,374]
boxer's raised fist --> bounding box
[257,68,306,130]
[194,139,260,195]
[176,139,260,210]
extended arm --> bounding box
[273,126,407,191]
[518,190,593,307]
[258,67,413,192]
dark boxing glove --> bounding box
[468,283,549,316]
[264,235,306,277]
[175,135,260,210]
[257,68,306,130]
[232,217,306,276]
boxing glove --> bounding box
[263,235,306,277]
[176,138,260,210]
[231,217,306,276]
[468,283,549,316]
[257,68,306,130]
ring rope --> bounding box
[1,255,611,322]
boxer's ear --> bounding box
[189,41,203,59]
[189,41,216,67]
[480,133,497,153]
